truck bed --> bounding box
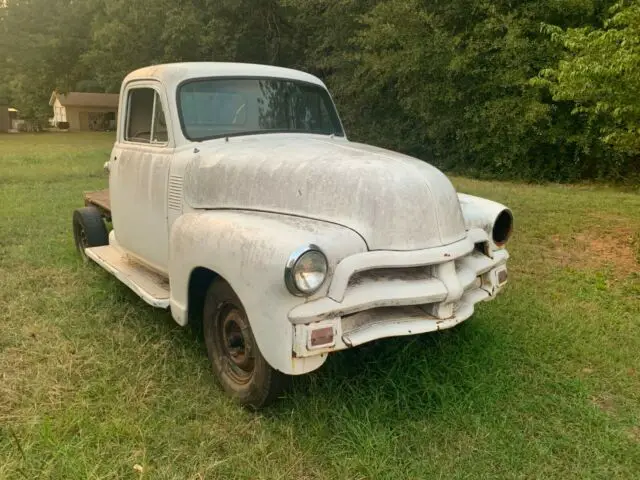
[84,189,111,217]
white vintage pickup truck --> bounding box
[73,62,513,408]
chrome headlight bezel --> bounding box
[284,244,328,296]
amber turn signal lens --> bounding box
[310,326,334,347]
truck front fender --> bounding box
[458,193,513,250]
[168,210,367,375]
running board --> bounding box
[85,245,170,308]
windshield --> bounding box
[178,78,344,141]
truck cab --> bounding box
[73,62,513,408]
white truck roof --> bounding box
[123,62,326,90]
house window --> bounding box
[125,88,168,144]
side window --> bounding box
[125,88,168,144]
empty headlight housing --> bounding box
[285,245,328,296]
[492,209,513,247]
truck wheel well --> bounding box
[187,267,219,336]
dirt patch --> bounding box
[591,394,616,414]
[627,426,640,443]
[549,225,639,278]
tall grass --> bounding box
[1,132,639,479]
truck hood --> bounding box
[184,135,466,251]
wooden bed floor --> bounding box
[84,189,110,213]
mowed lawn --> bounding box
[1,132,639,479]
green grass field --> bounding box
[1,132,639,479]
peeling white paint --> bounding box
[92,63,513,376]
[184,135,466,251]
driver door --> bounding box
[109,82,173,273]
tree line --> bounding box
[1,0,638,182]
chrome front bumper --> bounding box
[290,228,508,357]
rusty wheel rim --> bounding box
[74,222,89,260]
[218,304,255,384]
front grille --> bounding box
[346,265,432,288]
[288,229,508,326]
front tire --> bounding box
[72,206,109,262]
[203,279,287,409]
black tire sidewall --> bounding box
[73,206,109,253]
[203,279,283,409]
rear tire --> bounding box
[203,279,288,409]
[73,206,109,261]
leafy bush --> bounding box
[289,0,633,182]
[0,0,637,182]
[534,1,640,179]
[57,121,70,130]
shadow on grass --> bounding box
[280,322,518,418]
[70,268,627,478]
[105,274,534,421]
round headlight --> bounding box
[285,246,328,296]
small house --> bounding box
[8,108,19,131]
[49,91,119,131]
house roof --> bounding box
[49,92,119,108]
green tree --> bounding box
[0,0,636,181]
[0,0,96,125]
[80,0,295,92]
[340,0,619,180]
[538,1,640,163]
